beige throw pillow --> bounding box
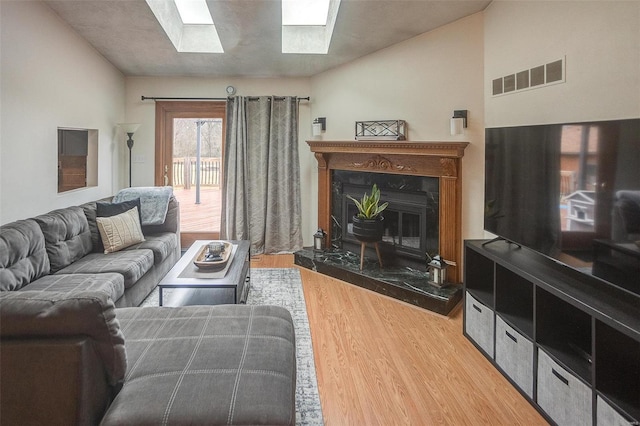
[96,207,145,254]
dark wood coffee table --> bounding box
[158,240,250,307]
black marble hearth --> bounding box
[294,248,462,315]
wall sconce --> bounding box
[312,117,326,136]
[450,110,468,136]
[117,123,140,187]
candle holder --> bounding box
[427,254,448,288]
[313,228,326,251]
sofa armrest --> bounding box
[1,337,113,426]
[0,291,127,386]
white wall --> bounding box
[5,0,637,246]
[310,13,487,243]
[0,1,125,224]
[485,1,640,127]
[123,77,314,244]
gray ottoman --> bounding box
[101,304,297,425]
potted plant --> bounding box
[347,184,389,242]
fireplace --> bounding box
[333,170,439,269]
[296,140,468,315]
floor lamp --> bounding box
[117,123,140,187]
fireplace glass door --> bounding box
[333,173,439,269]
[345,200,426,255]
[341,180,438,264]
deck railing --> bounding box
[173,157,221,188]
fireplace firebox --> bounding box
[333,171,439,270]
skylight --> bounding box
[174,0,213,25]
[282,0,330,26]
[146,0,223,53]
[281,0,341,54]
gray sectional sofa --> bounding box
[0,195,181,307]
[0,195,297,425]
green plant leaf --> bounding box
[347,184,388,219]
[376,201,389,216]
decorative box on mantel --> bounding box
[355,120,406,140]
[306,140,469,285]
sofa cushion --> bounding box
[101,305,296,426]
[34,206,92,273]
[23,273,125,302]
[0,219,51,291]
[85,196,179,248]
[95,199,143,251]
[80,198,108,253]
[55,250,154,289]
[124,232,177,265]
[97,207,145,254]
[97,198,142,223]
[0,291,127,386]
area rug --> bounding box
[140,268,324,425]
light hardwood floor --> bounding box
[251,254,548,425]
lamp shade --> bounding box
[117,123,141,134]
[450,117,464,136]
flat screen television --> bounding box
[484,118,640,295]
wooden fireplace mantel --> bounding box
[307,140,469,283]
[307,140,468,157]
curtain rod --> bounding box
[140,96,310,101]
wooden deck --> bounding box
[172,186,221,233]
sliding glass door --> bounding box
[155,101,226,249]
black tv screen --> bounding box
[484,118,640,293]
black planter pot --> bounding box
[352,215,384,243]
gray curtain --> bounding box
[221,96,303,254]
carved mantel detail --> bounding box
[351,155,415,173]
[314,152,328,169]
[307,140,469,283]
[440,158,456,177]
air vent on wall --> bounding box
[492,58,565,96]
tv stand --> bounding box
[592,239,640,295]
[481,236,522,249]
[463,239,640,425]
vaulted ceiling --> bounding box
[44,0,491,78]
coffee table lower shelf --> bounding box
[158,240,250,307]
